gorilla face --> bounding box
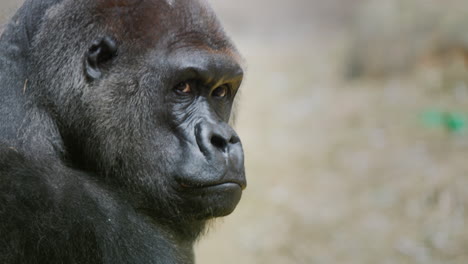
[30,0,245,222]
[160,49,246,218]
[122,45,246,219]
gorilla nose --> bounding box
[210,132,240,153]
[195,122,240,157]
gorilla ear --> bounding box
[85,36,118,80]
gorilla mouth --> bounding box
[175,180,245,218]
[177,179,246,191]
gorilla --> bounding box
[0,0,246,263]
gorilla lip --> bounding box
[178,180,246,190]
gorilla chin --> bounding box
[179,182,244,218]
[174,168,247,218]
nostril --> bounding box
[229,135,240,144]
[210,134,228,151]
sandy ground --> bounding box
[3,0,468,263]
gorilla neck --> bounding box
[137,206,210,244]
[0,0,65,156]
[0,7,31,147]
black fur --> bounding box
[0,0,245,263]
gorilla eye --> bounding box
[212,85,228,98]
[174,81,192,94]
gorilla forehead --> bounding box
[93,0,233,52]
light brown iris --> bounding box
[212,85,228,98]
[175,82,192,94]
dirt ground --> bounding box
[2,0,468,263]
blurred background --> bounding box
[3,0,468,263]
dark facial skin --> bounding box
[163,49,246,216]
[0,0,246,262]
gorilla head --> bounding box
[26,0,245,236]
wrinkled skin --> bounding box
[0,0,246,263]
